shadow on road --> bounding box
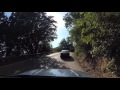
[61,56,74,61]
[0,56,68,76]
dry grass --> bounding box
[74,53,118,78]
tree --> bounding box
[64,12,120,75]
[0,12,57,57]
[52,46,61,53]
[57,37,74,51]
[59,38,69,50]
[64,12,120,63]
[0,12,9,57]
[8,12,57,55]
[63,12,93,56]
[66,37,74,52]
[94,12,120,59]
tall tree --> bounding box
[8,12,57,55]
[0,12,9,56]
[58,37,74,51]
[59,38,69,50]
[64,12,120,60]
[63,12,93,55]
[0,12,57,57]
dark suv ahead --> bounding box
[60,50,70,58]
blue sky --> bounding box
[46,12,69,48]
[5,12,69,48]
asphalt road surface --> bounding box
[47,52,84,72]
[0,52,84,76]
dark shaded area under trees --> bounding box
[0,12,57,57]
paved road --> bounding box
[47,52,84,72]
[0,52,84,76]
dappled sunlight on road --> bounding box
[51,52,84,72]
[0,55,68,76]
[0,52,84,76]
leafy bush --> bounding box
[64,12,120,74]
[107,58,120,76]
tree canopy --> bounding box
[0,12,57,57]
[64,12,120,63]
[51,37,74,53]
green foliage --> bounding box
[63,12,94,56]
[51,37,75,53]
[52,47,61,53]
[64,12,120,75]
[58,37,74,51]
[106,59,120,75]
[0,12,57,57]
[59,38,69,50]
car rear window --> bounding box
[61,50,69,52]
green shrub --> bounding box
[106,59,120,75]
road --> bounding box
[0,52,84,76]
[47,52,84,72]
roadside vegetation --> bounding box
[0,12,58,65]
[64,12,120,77]
[0,12,57,57]
[51,37,74,53]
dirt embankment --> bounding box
[74,53,117,78]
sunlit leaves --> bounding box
[64,12,120,60]
[0,12,57,56]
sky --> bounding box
[5,12,69,48]
[46,12,69,48]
